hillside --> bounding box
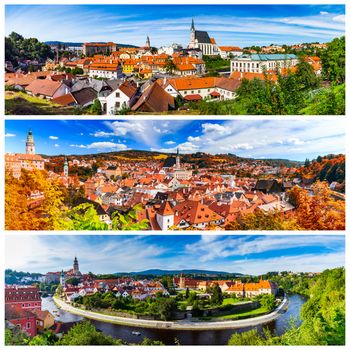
[5,91,75,115]
[297,154,345,191]
[42,149,300,167]
[114,269,243,277]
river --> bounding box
[42,294,306,345]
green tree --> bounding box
[211,283,223,305]
[165,58,177,74]
[259,294,276,312]
[111,204,149,230]
[28,331,58,345]
[321,36,345,84]
[62,203,109,230]
[90,99,102,115]
[295,59,320,90]
[58,321,124,345]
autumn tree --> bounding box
[5,169,66,230]
[288,181,345,230]
[226,210,301,231]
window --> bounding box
[26,322,31,329]
[115,102,120,108]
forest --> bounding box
[5,32,54,66]
[228,267,345,345]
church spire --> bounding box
[146,35,150,49]
[191,18,195,31]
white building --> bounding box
[231,54,299,74]
[98,81,138,115]
[218,46,243,59]
[156,201,174,230]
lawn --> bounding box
[5,91,75,115]
[198,305,269,321]
[222,297,241,306]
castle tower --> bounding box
[60,270,65,286]
[64,157,69,178]
[146,35,151,49]
[26,130,35,155]
[73,256,79,274]
[179,272,185,289]
[175,148,181,169]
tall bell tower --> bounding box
[175,148,181,169]
[26,129,35,155]
[64,157,69,178]
[73,256,79,274]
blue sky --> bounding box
[5,119,345,161]
[5,5,345,47]
[5,235,345,275]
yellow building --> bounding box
[122,59,136,74]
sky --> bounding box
[5,4,345,47]
[5,235,345,275]
[5,119,345,161]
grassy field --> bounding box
[199,305,269,321]
[5,91,75,115]
[222,297,241,306]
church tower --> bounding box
[189,18,196,47]
[60,270,65,286]
[175,148,181,169]
[145,35,151,49]
[73,256,79,274]
[64,157,69,178]
[26,129,35,155]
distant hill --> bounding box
[42,149,301,168]
[114,269,244,277]
[45,41,138,48]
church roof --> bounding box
[163,157,176,168]
[194,30,212,44]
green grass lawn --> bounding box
[219,306,269,320]
[5,91,75,115]
[222,298,241,306]
[199,306,269,321]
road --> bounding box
[53,296,288,331]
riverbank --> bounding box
[53,296,288,331]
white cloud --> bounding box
[187,136,201,142]
[92,131,115,137]
[54,144,60,147]
[332,14,345,23]
[185,235,344,263]
[5,133,16,137]
[202,123,230,135]
[165,140,176,145]
[49,136,59,140]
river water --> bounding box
[42,294,306,345]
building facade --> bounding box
[231,54,299,74]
